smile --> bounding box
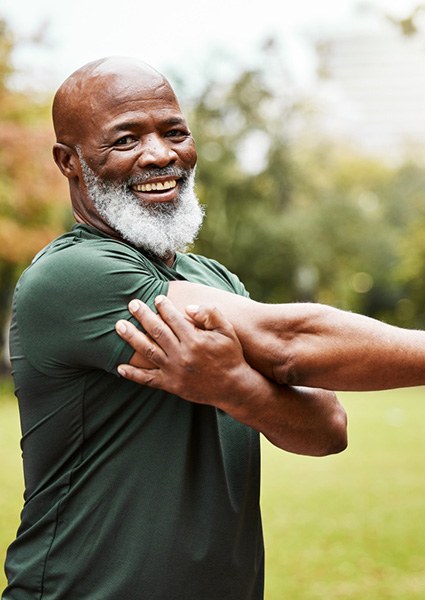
[133,180,177,192]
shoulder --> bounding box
[176,252,249,297]
[14,228,165,316]
[24,229,156,286]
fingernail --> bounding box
[155,295,165,305]
[186,304,200,313]
[116,321,127,334]
[129,299,140,313]
[117,366,126,377]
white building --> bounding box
[311,12,425,161]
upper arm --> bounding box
[167,280,253,317]
[167,280,263,344]
[167,281,282,379]
[16,245,169,375]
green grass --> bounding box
[262,388,425,600]
[0,381,424,598]
[0,377,24,591]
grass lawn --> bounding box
[0,378,24,593]
[0,378,424,598]
[262,388,425,600]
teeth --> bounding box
[134,180,177,192]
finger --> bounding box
[117,363,164,389]
[115,319,166,367]
[153,295,197,340]
[185,303,236,337]
[127,299,180,352]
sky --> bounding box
[0,0,419,94]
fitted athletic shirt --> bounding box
[3,224,264,600]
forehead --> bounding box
[83,69,186,135]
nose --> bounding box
[137,134,178,168]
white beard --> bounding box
[78,155,205,259]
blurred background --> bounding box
[0,1,425,598]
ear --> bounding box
[52,143,80,178]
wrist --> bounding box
[216,363,277,425]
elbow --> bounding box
[272,346,305,387]
[316,405,348,457]
[270,402,348,457]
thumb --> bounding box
[185,304,230,332]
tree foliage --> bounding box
[187,49,425,328]
[0,18,69,372]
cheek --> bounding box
[180,141,197,169]
[95,153,137,180]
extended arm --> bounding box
[116,296,347,457]
[165,281,425,391]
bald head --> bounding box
[51,56,197,247]
[52,56,172,146]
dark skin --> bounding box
[117,285,425,391]
[52,57,197,264]
[52,56,348,457]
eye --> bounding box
[165,129,191,140]
[114,135,137,147]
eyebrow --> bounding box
[110,116,187,133]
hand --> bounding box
[115,295,256,408]
[115,296,348,455]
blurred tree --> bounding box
[0,16,69,374]
[381,3,425,327]
[392,162,425,327]
[279,147,424,321]
[188,44,425,326]
[188,54,308,303]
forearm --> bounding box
[218,364,347,456]
[237,302,425,391]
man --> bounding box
[3,55,425,599]
[3,56,347,600]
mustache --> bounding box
[126,166,192,187]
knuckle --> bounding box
[151,324,164,340]
[164,311,178,327]
[145,345,156,360]
[143,373,157,386]
[186,338,200,353]
[180,351,199,374]
[134,370,159,388]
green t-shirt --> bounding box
[3,225,264,600]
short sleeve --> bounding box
[15,241,169,375]
[175,253,250,298]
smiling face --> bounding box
[52,57,202,260]
[77,152,204,259]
